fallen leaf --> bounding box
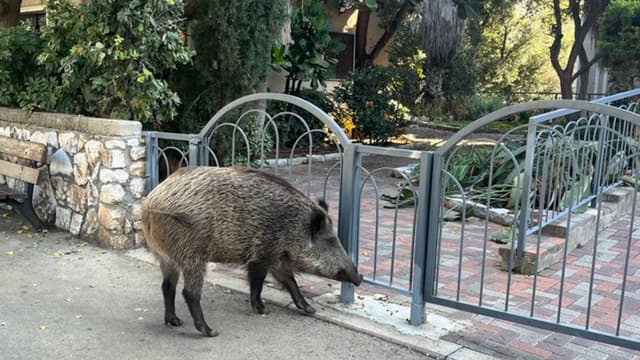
[52,251,63,258]
[39,324,47,330]
[373,294,389,301]
[5,251,13,256]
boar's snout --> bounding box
[336,266,363,286]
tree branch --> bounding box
[363,0,414,65]
[571,53,602,81]
[549,0,565,75]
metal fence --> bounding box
[144,91,640,350]
[426,95,640,350]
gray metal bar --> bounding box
[424,153,444,298]
[530,88,640,124]
[356,145,424,159]
[188,137,200,166]
[409,152,432,325]
[517,122,538,259]
[425,296,640,351]
[339,144,362,303]
[617,177,638,335]
[149,131,197,141]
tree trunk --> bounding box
[354,6,370,68]
[0,0,22,28]
[559,73,574,100]
[422,66,445,105]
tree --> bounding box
[598,0,640,90]
[549,0,608,99]
[468,0,552,100]
[414,0,466,104]
[0,0,21,28]
[170,0,288,132]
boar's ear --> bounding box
[317,199,329,212]
[309,208,326,240]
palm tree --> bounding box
[413,0,465,104]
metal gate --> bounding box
[423,94,640,350]
[144,91,640,351]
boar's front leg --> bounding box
[272,267,316,314]
[160,260,182,326]
[182,259,218,337]
[248,261,269,314]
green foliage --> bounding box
[467,0,552,100]
[265,89,336,147]
[19,0,190,125]
[598,0,640,89]
[171,0,288,133]
[271,0,345,94]
[0,27,44,107]
[333,66,420,144]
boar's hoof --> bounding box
[165,314,183,327]
[301,304,316,314]
[252,303,270,315]
[196,322,219,337]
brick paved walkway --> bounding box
[246,157,640,359]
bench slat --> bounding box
[0,135,47,163]
[0,160,41,184]
[0,184,27,200]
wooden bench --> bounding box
[0,135,47,228]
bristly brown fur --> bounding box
[140,166,361,337]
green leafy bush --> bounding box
[333,66,420,144]
[267,89,337,147]
[0,27,44,107]
[19,0,190,125]
[170,0,288,133]
[598,0,640,89]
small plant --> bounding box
[271,0,345,95]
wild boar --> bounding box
[141,166,362,337]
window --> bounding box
[19,12,45,31]
[330,32,354,79]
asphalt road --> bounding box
[0,216,428,360]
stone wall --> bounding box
[0,107,145,249]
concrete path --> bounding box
[0,218,428,360]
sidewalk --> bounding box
[0,207,430,360]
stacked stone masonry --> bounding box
[0,107,145,249]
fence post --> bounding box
[338,144,361,304]
[516,122,538,261]
[145,132,159,192]
[409,152,433,325]
[189,136,201,166]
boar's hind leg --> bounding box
[272,268,316,314]
[160,260,182,326]
[182,260,218,337]
[248,262,269,315]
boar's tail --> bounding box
[145,208,194,226]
